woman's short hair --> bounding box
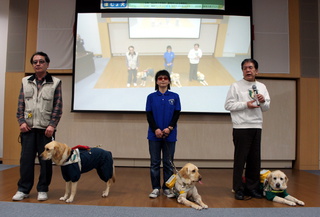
[155,70,171,90]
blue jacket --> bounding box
[146,90,181,142]
[164,51,175,66]
[61,148,113,182]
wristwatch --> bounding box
[168,126,174,131]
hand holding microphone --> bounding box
[252,85,260,106]
[252,84,266,106]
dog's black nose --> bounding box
[276,183,280,188]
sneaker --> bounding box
[133,83,137,86]
[37,192,48,201]
[12,191,29,201]
[149,189,160,198]
[163,189,175,198]
[127,83,130,87]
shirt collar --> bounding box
[28,72,53,83]
[156,90,169,95]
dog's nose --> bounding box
[276,183,280,188]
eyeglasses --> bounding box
[242,66,254,70]
[32,60,46,65]
[157,76,169,81]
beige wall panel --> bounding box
[25,0,39,73]
[261,79,296,160]
[3,72,25,164]
[99,21,111,58]
[296,78,319,170]
[214,22,228,57]
[288,0,300,77]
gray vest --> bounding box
[126,52,139,69]
[22,75,60,129]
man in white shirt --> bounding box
[225,59,270,200]
[188,43,202,81]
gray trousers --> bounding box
[17,129,54,193]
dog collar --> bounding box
[265,185,285,194]
[270,189,284,194]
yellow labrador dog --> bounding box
[41,141,115,203]
[174,163,208,210]
[263,170,304,206]
[197,71,208,86]
[171,72,182,88]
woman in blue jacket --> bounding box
[146,70,181,198]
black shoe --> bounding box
[247,189,262,199]
[235,190,244,200]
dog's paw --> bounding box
[192,204,203,210]
[65,198,74,203]
[287,201,297,206]
[296,200,305,206]
[102,190,109,197]
[201,204,208,209]
[59,196,67,201]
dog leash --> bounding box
[163,136,181,192]
[162,135,179,174]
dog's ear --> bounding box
[180,166,192,184]
[179,166,189,179]
[263,178,268,186]
[179,166,192,184]
[280,174,288,189]
[53,145,61,159]
[266,172,273,184]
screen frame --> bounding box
[72,0,253,114]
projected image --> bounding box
[73,13,251,112]
[129,18,201,38]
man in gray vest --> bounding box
[12,51,63,201]
[126,45,139,87]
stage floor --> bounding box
[1,166,319,208]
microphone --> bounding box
[252,85,260,106]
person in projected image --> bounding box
[188,43,202,81]
[163,45,175,74]
[146,70,181,199]
[224,59,270,201]
[12,51,63,201]
[76,34,86,56]
[126,45,139,87]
